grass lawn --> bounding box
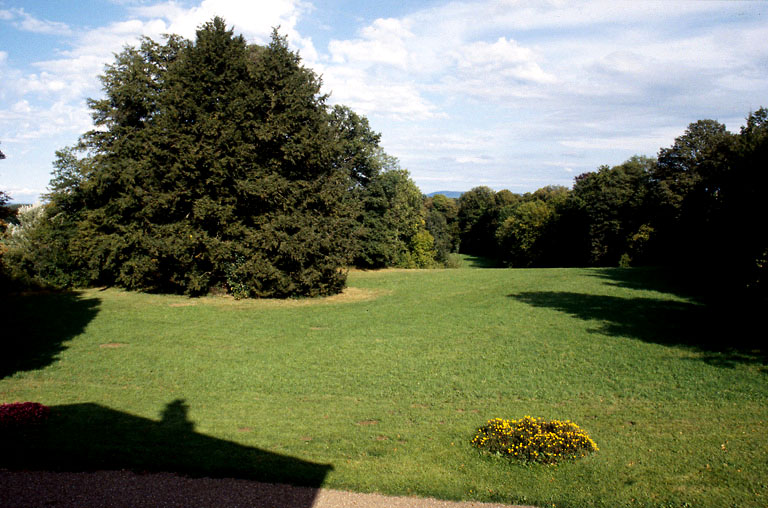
[1,263,767,507]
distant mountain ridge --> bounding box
[426,190,463,198]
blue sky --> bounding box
[1,0,766,202]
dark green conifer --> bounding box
[72,18,354,297]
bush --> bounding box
[0,402,50,428]
[443,253,463,268]
[471,416,598,464]
[2,202,82,289]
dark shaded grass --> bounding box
[0,291,100,379]
[0,399,331,487]
[510,289,766,368]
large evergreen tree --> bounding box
[70,18,354,297]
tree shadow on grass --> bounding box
[0,291,101,379]
[510,290,766,369]
[0,399,333,507]
[588,267,710,302]
[459,254,502,268]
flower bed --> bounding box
[471,416,598,464]
[0,402,50,428]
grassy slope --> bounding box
[1,265,766,507]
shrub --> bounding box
[1,202,82,289]
[0,402,51,428]
[443,253,463,269]
[471,416,598,464]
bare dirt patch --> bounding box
[169,302,197,307]
[99,343,127,349]
[199,287,391,309]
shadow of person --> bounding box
[0,400,333,508]
[160,398,195,433]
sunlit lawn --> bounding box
[2,263,766,507]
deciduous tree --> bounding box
[570,156,655,266]
[354,168,436,268]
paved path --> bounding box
[0,470,537,508]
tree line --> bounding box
[427,111,767,298]
[1,18,766,300]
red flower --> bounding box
[0,402,50,428]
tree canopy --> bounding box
[6,18,438,296]
[53,19,358,297]
[452,110,768,297]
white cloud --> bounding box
[0,7,73,35]
[135,0,307,39]
[11,100,33,114]
[329,18,414,68]
[2,185,47,197]
[320,3,561,115]
[452,37,555,84]
[455,156,492,164]
[1,99,92,142]
[559,134,674,153]
[381,129,500,163]
[129,0,318,61]
[322,67,441,120]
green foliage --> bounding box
[329,104,383,188]
[424,194,460,262]
[0,191,11,238]
[354,168,436,268]
[496,199,555,267]
[651,119,730,219]
[624,223,655,266]
[424,207,452,262]
[457,186,501,256]
[1,202,82,289]
[647,110,768,295]
[66,19,355,297]
[407,228,438,268]
[724,108,768,294]
[0,191,12,292]
[441,109,766,298]
[570,156,655,266]
[471,416,598,464]
[687,109,768,296]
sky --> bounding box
[0,0,766,203]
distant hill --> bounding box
[426,190,463,199]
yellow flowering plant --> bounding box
[471,416,598,464]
